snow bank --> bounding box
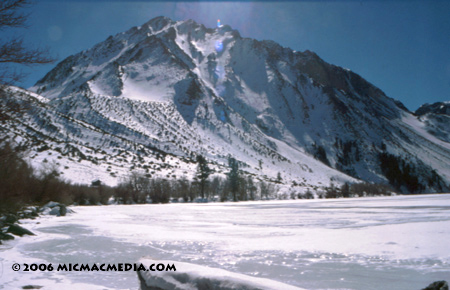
[138,259,304,290]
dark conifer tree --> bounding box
[227,157,240,201]
[196,154,211,199]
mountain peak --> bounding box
[416,101,450,116]
[25,15,450,193]
[144,16,175,31]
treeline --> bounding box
[282,182,394,200]
[114,173,276,204]
[1,140,397,215]
[0,143,278,213]
[318,182,394,199]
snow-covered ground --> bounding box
[1,194,449,289]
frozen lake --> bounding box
[2,194,450,289]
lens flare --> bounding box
[215,40,223,52]
[217,19,221,28]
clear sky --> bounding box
[7,0,450,111]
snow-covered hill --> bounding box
[2,16,449,192]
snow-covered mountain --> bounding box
[414,102,450,144]
[416,101,450,116]
[2,16,449,193]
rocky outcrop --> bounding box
[0,202,72,243]
[422,281,449,290]
[0,231,15,242]
[416,102,450,116]
[39,201,72,217]
[22,285,43,289]
[138,259,304,290]
[7,224,35,237]
[0,208,37,242]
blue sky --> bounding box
[7,0,450,111]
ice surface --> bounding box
[1,194,449,289]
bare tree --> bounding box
[0,0,54,86]
[246,176,257,200]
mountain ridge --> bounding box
[2,16,448,193]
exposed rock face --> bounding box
[422,281,449,290]
[416,102,450,116]
[414,102,450,143]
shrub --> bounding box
[0,141,34,213]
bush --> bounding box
[0,141,35,213]
[148,179,171,204]
[113,174,172,204]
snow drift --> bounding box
[138,259,304,290]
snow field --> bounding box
[1,194,449,289]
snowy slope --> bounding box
[2,16,448,192]
[2,85,352,189]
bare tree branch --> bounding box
[0,0,55,86]
[0,38,54,64]
[0,64,28,87]
[0,0,31,29]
